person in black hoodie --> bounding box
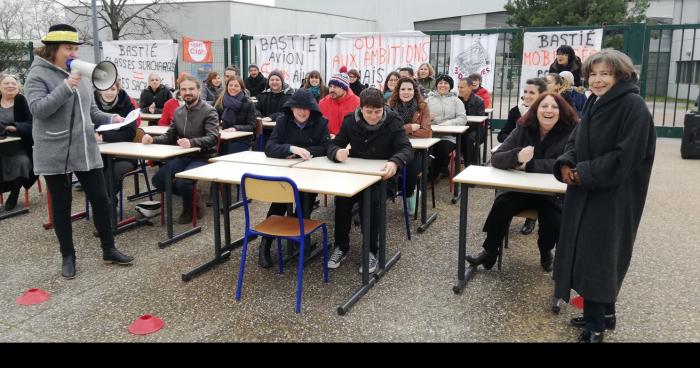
[214,76,257,154]
[256,88,331,268]
[244,64,267,98]
[139,73,173,113]
[94,79,138,205]
[549,45,583,87]
[347,68,366,97]
[255,69,294,121]
[0,74,37,211]
[326,88,413,274]
[466,93,577,274]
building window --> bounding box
[677,60,700,84]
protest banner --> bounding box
[450,34,499,92]
[103,40,178,99]
[254,34,321,88]
[326,31,430,89]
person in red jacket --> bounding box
[468,73,491,109]
[319,66,359,138]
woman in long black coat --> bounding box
[553,49,656,343]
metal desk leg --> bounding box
[338,187,377,315]
[417,149,437,233]
[105,155,117,230]
[375,180,400,281]
[158,159,201,248]
[452,134,462,204]
[453,184,476,293]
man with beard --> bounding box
[319,67,359,138]
[142,76,219,224]
[245,64,267,98]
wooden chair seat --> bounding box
[254,215,325,237]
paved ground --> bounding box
[0,138,697,342]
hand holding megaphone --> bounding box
[66,73,82,89]
[66,58,118,91]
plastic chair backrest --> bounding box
[134,128,145,143]
[242,176,296,204]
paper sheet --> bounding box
[96,109,140,132]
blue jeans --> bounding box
[222,140,251,155]
[151,157,208,210]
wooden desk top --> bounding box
[219,130,254,141]
[141,113,162,121]
[485,108,494,114]
[467,115,489,123]
[176,162,381,198]
[410,138,440,150]
[0,136,20,144]
[99,142,200,160]
[210,151,302,167]
[292,157,387,176]
[431,125,469,135]
[454,165,566,195]
[141,126,169,136]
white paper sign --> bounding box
[325,31,431,89]
[520,29,603,98]
[102,40,178,100]
[254,34,322,89]
[449,34,499,93]
[96,109,140,132]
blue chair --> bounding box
[235,173,329,314]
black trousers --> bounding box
[430,140,455,180]
[584,299,616,333]
[102,158,137,205]
[403,156,424,197]
[44,169,115,258]
[460,127,484,166]
[481,192,561,254]
[334,183,383,254]
[260,193,318,253]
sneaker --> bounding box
[358,252,378,274]
[327,247,347,269]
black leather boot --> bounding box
[466,250,498,270]
[540,249,554,272]
[521,218,536,235]
[577,330,604,343]
[258,237,273,269]
[570,315,616,330]
[103,248,134,265]
[62,255,76,279]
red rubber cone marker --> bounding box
[571,296,584,310]
[17,288,51,306]
[128,314,164,335]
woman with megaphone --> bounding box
[24,24,134,279]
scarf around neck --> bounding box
[222,92,245,123]
[394,99,417,123]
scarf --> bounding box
[308,86,321,99]
[221,92,245,123]
[99,95,119,111]
[394,99,417,124]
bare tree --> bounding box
[45,0,179,41]
[0,0,24,39]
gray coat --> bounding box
[552,80,656,304]
[426,91,467,144]
[24,56,114,175]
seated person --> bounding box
[94,79,138,206]
[201,71,223,106]
[426,74,468,182]
[326,88,413,274]
[319,68,359,138]
[215,76,256,154]
[387,77,432,214]
[0,74,37,211]
[257,89,331,268]
[466,93,578,272]
[139,73,173,114]
[244,64,267,98]
[498,78,547,143]
[302,70,329,102]
[142,76,219,224]
[457,76,486,166]
[469,73,491,109]
[255,70,294,148]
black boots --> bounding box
[540,249,554,272]
[570,315,617,331]
[466,250,498,270]
[577,330,604,343]
[521,218,536,235]
[103,248,134,265]
[62,255,76,279]
[4,187,20,211]
[258,237,273,268]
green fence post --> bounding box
[233,34,241,71]
[624,23,646,66]
[224,38,229,68]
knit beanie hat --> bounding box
[267,70,285,88]
[328,66,350,91]
[435,74,454,90]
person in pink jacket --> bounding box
[319,67,359,138]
